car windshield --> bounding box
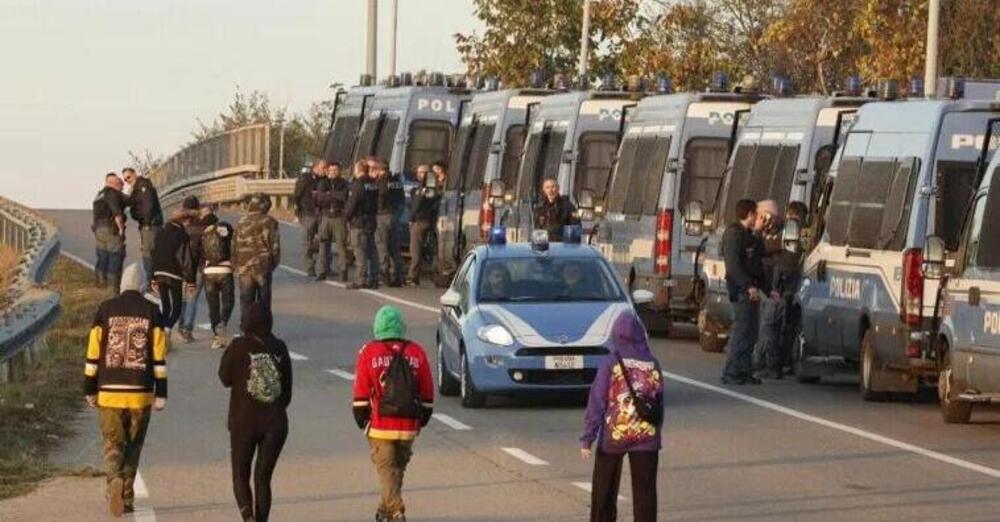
[476,256,624,303]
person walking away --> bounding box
[720,199,765,385]
[219,302,292,522]
[178,197,208,343]
[201,209,236,349]
[123,168,163,284]
[374,159,406,287]
[84,263,167,517]
[151,209,195,339]
[314,161,351,282]
[293,159,324,277]
[345,160,379,289]
[405,165,441,286]
[533,178,579,242]
[581,311,664,522]
[353,305,434,522]
[233,194,281,325]
[93,172,128,295]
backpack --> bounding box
[246,338,282,404]
[202,224,228,265]
[377,343,422,418]
[613,353,663,426]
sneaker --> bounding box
[108,477,125,517]
[404,279,418,287]
[211,335,225,350]
[179,329,194,343]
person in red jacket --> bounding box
[353,305,434,522]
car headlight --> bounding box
[477,325,514,346]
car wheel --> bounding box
[938,348,972,424]
[460,351,487,408]
[860,329,889,402]
[437,340,460,397]
[794,335,821,384]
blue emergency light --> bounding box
[563,225,583,244]
[487,226,507,245]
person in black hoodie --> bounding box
[122,168,163,282]
[151,209,195,338]
[200,210,236,349]
[533,178,579,242]
[218,302,292,522]
[179,197,208,343]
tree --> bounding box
[939,0,1000,79]
[853,0,927,85]
[127,149,164,177]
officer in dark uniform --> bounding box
[344,159,379,289]
[314,161,351,282]
[533,178,580,241]
[721,198,766,385]
[122,168,163,282]
[373,158,405,287]
[293,159,325,277]
[92,172,128,294]
[406,165,442,286]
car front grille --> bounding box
[509,369,598,386]
[515,346,609,357]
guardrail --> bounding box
[0,196,61,383]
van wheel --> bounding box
[794,336,821,384]
[938,351,972,424]
[460,352,487,408]
[437,341,460,397]
[860,329,890,402]
[699,328,726,353]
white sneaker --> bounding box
[211,336,225,350]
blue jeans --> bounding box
[179,274,205,332]
[722,294,759,381]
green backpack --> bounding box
[246,340,282,404]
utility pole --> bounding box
[277,117,286,179]
[924,0,940,98]
[388,0,398,77]
[577,0,591,87]
[366,0,378,80]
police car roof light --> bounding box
[563,225,583,244]
[947,77,965,100]
[400,72,413,86]
[552,74,569,91]
[430,72,446,87]
[711,71,729,92]
[845,75,863,97]
[600,73,617,91]
[908,77,924,98]
[359,74,375,87]
[656,74,673,94]
[529,70,546,89]
[488,226,507,246]
[879,79,899,100]
[530,229,550,250]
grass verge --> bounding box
[0,256,105,500]
[0,246,17,309]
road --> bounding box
[3,209,1000,521]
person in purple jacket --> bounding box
[581,311,664,522]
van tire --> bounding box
[938,350,972,424]
[794,336,821,384]
[860,329,890,402]
[699,328,726,353]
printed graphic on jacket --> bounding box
[247,352,282,404]
[105,317,151,370]
[605,359,661,445]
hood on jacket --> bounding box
[610,311,649,355]
[373,305,406,340]
[120,263,146,293]
[241,302,273,336]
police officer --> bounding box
[721,198,765,385]
[406,165,442,286]
[233,194,281,324]
[533,178,579,241]
[373,158,405,287]
[314,161,351,282]
[345,160,379,289]
[122,167,163,282]
[293,159,325,277]
[92,172,128,294]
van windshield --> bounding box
[465,122,496,191]
[970,166,1000,268]
[934,112,1000,250]
[516,126,566,201]
[325,114,361,167]
[680,137,729,214]
[606,133,670,216]
[405,119,452,179]
[499,124,527,189]
[374,116,400,166]
[825,156,920,250]
[719,142,800,224]
[573,131,618,201]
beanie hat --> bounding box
[373,305,406,341]
[182,195,201,210]
[241,301,273,336]
[120,263,146,293]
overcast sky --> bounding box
[0,0,477,209]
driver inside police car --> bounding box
[480,264,512,301]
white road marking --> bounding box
[133,472,149,499]
[132,473,157,521]
[62,252,95,270]
[662,370,1000,480]
[325,368,355,380]
[278,264,438,314]
[288,351,309,361]
[133,507,157,522]
[572,481,626,500]
[501,447,549,466]
[432,413,472,431]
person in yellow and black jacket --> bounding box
[84,262,167,518]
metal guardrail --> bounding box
[0,196,61,382]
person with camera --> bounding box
[405,164,442,286]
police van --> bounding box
[322,77,381,168]
[690,89,873,351]
[796,92,1000,400]
[923,138,1000,422]
[501,84,640,243]
[595,79,762,332]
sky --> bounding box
[0,0,478,209]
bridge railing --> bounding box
[0,196,61,383]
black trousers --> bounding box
[591,449,658,522]
[155,276,183,329]
[239,273,273,327]
[204,273,235,331]
[231,425,287,522]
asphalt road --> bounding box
[3,209,1000,521]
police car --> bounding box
[435,226,653,407]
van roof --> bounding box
[850,99,1000,133]
[745,96,870,128]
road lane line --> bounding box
[501,447,549,466]
[134,507,157,522]
[325,368,356,380]
[288,351,309,361]
[133,472,149,499]
[62,252,95,270]
[278,264,438,314]
[662,370,1000,480]
[572,481,626,500]
[433,413,473,431]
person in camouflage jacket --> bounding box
[234,194,281,328]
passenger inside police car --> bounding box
[479,264,512,301]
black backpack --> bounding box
[378,343,422,419]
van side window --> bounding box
[574,132,619,201]
[448,123,475,191]
[405,120,452,177]
[970,166,1000,269]
[826,156,920,250]
[355,116,381,162]
[935,160,980,251]
[680,138,729,214]
[499,125,527,189]
[325,115,361,167]
[721,144,799,224]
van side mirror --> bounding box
[922,235,946,280]
[631,289,654,305]
[683,200,704,236]
[576,189,597,221]
[488,179,506,208]
[783,218,803,253]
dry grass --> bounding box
[0,257,106,499]
[0,246,17,309]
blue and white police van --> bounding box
[595,77,762,333]
[796,90,1000,400]
[322,77,381,168]
[688,88,874,352]
[436,225,653,407]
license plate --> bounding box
[544,355,584,370]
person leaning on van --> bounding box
[721,198,766,385]
[533,178,580,241]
